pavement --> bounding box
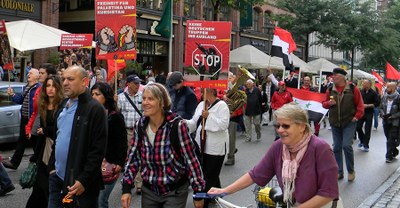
[2,120,400,207]
[358,166,400,208]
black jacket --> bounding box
[105,111,127,167]
[48,90,107,194]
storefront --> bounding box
[0,0,42,81]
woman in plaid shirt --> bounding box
[121,83,205,208]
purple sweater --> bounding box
[249,135,339,204]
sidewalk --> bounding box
[358,167,400,208]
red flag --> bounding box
[107,59,126,82]
[371,69,384,84]
[271,27,297,68]
[386,62,400,80]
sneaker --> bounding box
[2,160,17,170]
[328,126,332,130]
[0,184,15,196]
[224,159,235,166]
[386,158,394,163]
[262,123,269,126]
[338,174,344,180]
[374,127,377,131]
[245,138,251,142]
[357,143,363,149]
[348,172,356,182]
[361,147,369,152]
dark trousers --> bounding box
[26,161,48,208]
[11,117,37,167]
[356,112,373,148]
[48,174,99,208]
[141,181,189,208]
[383,122,399,160]
[202,153,225,208]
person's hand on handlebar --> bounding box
[207,187,227,195]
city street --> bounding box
[0,119,397,208]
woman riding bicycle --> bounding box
[209,103,339,208]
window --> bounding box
[253,8,260,32]
[0,86,22,107]
[263,11,273,34]
[137,0,163,10]
[184,0,196,17]
[203,0,214,20]
[220,6,230,21]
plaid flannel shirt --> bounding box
[122,112,205,195]
[117,91,143,128]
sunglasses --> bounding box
[274,123,292,130]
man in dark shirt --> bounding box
[167,71,197,119]
[356,79,379,152]
[244,79,262,142]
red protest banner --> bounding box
[0,20,14,70]
[60,34,93,50]
[184,20,231,90]
[95,0,136,60]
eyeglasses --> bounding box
[274,123,292,130]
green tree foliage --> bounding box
[361,0,400,70]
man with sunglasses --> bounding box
[167,71,197,119]
[322,68,364,182]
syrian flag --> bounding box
[271,27,297,68]
[286,88,328,123]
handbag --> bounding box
[19,162,38,189]
[101,159,119,184]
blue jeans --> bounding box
[331,121,357,175]
[98,180,117,208]
[48,173,99,208]
[48,173,63,208]
[373,107,379,128]
[0,163,13,190]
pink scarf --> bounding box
[281,132,312,204]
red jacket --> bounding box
[271,90,293,110]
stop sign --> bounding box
[191,44,223,77]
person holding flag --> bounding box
[300,76,321,136]
[322,68,364,181]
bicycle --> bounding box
[253,177,286,208]
[193,193,253,208]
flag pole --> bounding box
[114,59,118,94]
[168,0,173,73]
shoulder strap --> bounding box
[124,92,143,117]
[169,119,183,158]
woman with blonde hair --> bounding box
[209,103,340,208]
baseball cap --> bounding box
[168,71,183,86]
[126,75,142,83]
[279,81,285,86]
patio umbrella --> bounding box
[5,19,70,51]
[305,58,339,73]
[230,45,284,70]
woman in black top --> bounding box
[26,75,64,208]
[91,82,127,208]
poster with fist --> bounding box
[95,0,136,60]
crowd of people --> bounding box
[0,61,398,208]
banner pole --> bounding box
[201,88,207,153]
[114,60,118,93]
[168,0,173,73]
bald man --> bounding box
[3,68,41,170]
[48,66,107,207]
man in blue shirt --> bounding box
[48,65,107,207]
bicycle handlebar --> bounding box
[193,192,228,199]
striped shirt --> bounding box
[122,113,205,195]
[117,91,143,128]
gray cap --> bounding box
[168,71,183,86]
